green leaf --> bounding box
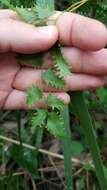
[36,0,55,10]
[42,69,65,89]
[71,91,107,190]
[84,163,94,172]
[61,106,73,190]
[0,0,14,9]
[94,121,101,130]
[15,7,38,23]
[46,112,66,138]
[26,86,43,106]
[17,53,44,67]
[47,94,65,110]
[70,141,84,156]
[36,0,55,19]
[10,145,38,177]
[32,109,47,128]
[51,45,71,78]
[97,87,107,103]
[103,165,107,180]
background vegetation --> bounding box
[0,0,107,190]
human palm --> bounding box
[0,10,107,109]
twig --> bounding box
[0,135,84,165]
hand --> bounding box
[0,10,107,109]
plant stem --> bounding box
[70,91,107,190]
[61,106,73,190]
[0,134,85,166]
[17,111,22,146]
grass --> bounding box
[61,106,73,190]
[71,92,107,190]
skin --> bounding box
[0,10,107,109]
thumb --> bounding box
[0,19,58,53]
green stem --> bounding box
[17,111,22,146]
[70,91,107,190]
[61,106,73,190]
[35,127,44,148]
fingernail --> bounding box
[38,26,57,38]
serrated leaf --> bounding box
[26,86,43,106]
[47,94,65,110]
[32,109,47,128]
[42,69,65,89]
[36,0,55,19]
[46,112,66,138]
[51,45,71,78]
[36,0,55,10]
[17,53,44,67]
[35,5,54,19]
[15,7,37,23]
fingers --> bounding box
[55,12,107,50]
[0,53,20,91]
[0,10,106,53]
[62,47,107,75]
[66,74,104,91]
[13,68,104,92]
[0,90,9,108]
[24,47,107,76]
[0,19,58,53]
[3,90,70,110]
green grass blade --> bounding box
[16,111,22,146]
[61,106,73,190]
[70,91,107,190]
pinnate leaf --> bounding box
[32,109,47,128]
[46,112,66,138]
[36,0,55,19]
[51,45,71,78]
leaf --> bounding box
[10,145,38,177]
[0,0,14,9]
[98,0,107,9]
[42,69,65,89]
[94,121,101,130]
[84,163,94,172]
[46,112,66,138]
[71,91,107,190]
[103,165,107,180]
[26,86,43,106]
[17,53,44,67]
[32,109,47,128]
[0,1,37,23]
[47,94,65,110]
[36,0,55,10]
[97,87,107,103]
[70,141,84,156]
[36,0,55,19]
[15,7,38,23]
[51,45,71,78]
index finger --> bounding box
[54,12,107,51]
